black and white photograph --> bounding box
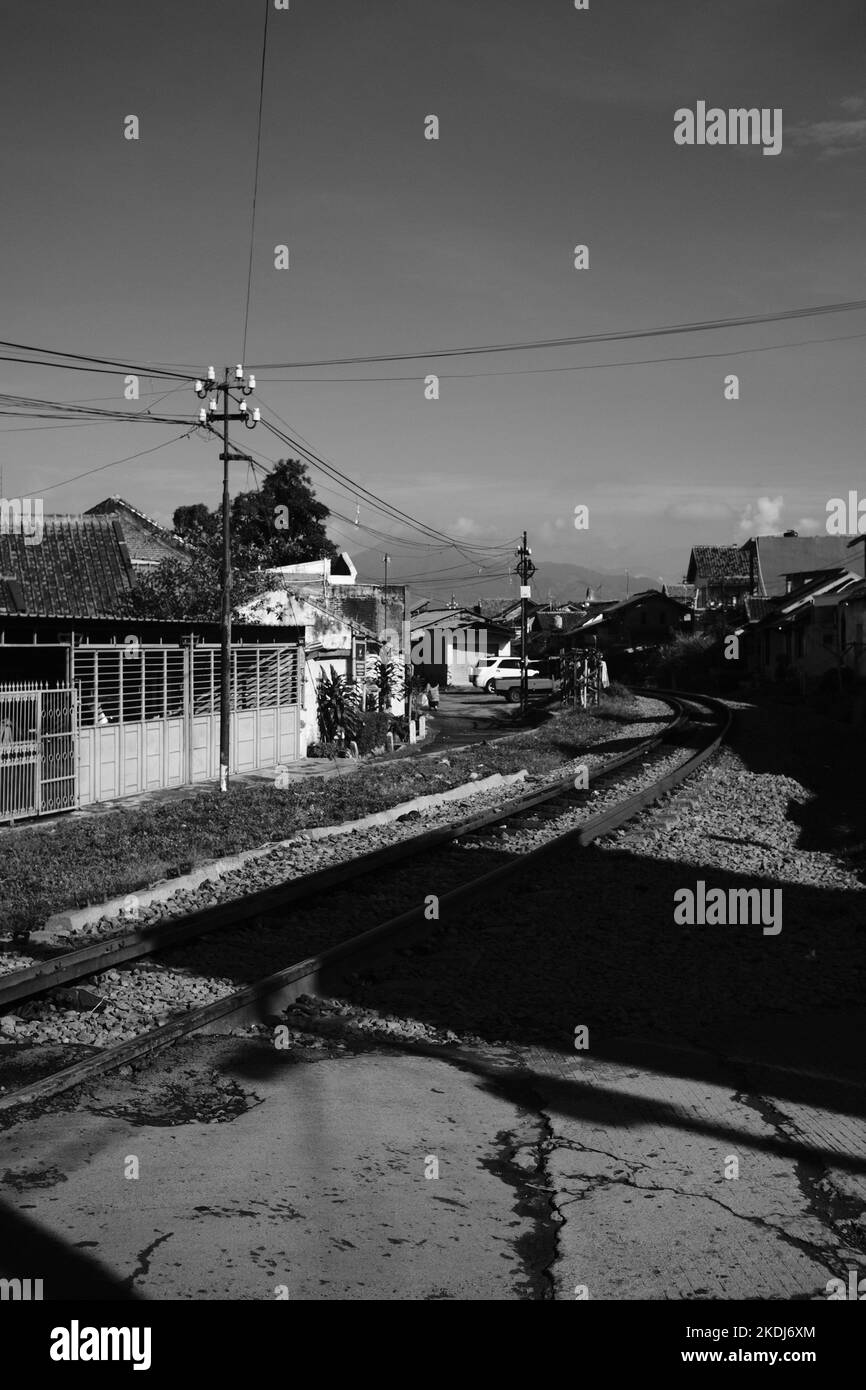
[0,0,864,1358]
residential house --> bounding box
[686,546,753,611]
[572,590,691,656]
[0,515,304,820]
[85,496,194,571]
[490,596,542,642]
[409,604,512,686]
[269,551,358,587]
[740,533,862,598]
[740,568,862,685]
[237,586,391,746]
[837,577,866,685]
[526,608,592,660]
[270,552,406,652]
[662,581,697,608]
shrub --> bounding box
[356,709,393,755]
[307,741,349,759]
[645,632,720,688]
[606,680,631,700]
[390,714,414,742]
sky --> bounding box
[1,0,865,590]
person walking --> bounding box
[424,678,440,712]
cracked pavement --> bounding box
[523,1020,866,1301]
[2,1012,862,1300]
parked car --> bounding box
[494,673,561,702]
[470,656,539,693]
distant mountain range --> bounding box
[350,546,659,609]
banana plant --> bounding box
[315,665,361,744]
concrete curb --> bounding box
[40,769,528,937]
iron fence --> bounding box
[0,683,77,822]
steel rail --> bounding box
[0,692,727,1110]
[0,697,686,1012]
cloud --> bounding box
[739,495,785,535]
[796,517,822,535]
[839,95,866,114]
[789,117,866,158]
[450,515,497,539]
[664,499,734,522]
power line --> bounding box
[241,0,270,364]
[241,440,518,569]
[247,299,866,370]
[0,386,188,422]
[0,339,192,380]
[31,430,196,495]
[254,328,866,383]
[6,298,865,390]
[256,399,514,555]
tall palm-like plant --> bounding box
[316,666,361,744]
[373,657,403,712]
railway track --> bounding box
[0,690,730,1110]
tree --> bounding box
[173,459,337,570]
[173,503,218,547]
[123,458,338,621]
[118,554,275,623]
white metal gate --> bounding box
[73,644,301,806]
[189,646,301,783]
[0,684,78,822]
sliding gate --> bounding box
[73,643,302,806]
[0,684,78,822]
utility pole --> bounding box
[195,365,259,792]
[404,585,412,727]
[382,552,391,672]
[514,531,536,717]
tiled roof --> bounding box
[687,546,752,583]
[0,515,135,618]
[412,607,510,633]
[594,589,688,617]
[85,496,192,566]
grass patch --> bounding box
[0,691,649,931]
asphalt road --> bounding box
[417,686,531,751]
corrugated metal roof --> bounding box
[0,515,136,618]
[744,596,775,622]
[752,536,858,597]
